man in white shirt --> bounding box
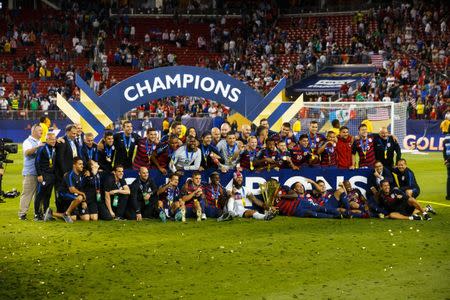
[18,124,43,220]
[173,136,202,171]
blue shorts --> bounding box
[204,206,222,218]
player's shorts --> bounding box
[391,202,415,216]
[228,200,252,217]
[204,206,222,218]
[56,192,78,215]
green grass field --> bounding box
[0,147,449,299]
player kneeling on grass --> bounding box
[219,171,276,221]
[104,165,130,220]
[376,180,435,221]
[129,167,158,221]
[49,157,89,223]
[181,171,206,221]
[157,173,184,222]
[203,171,228,218]
[79,160,103,221]
[392,159,420,198]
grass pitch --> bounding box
[0,147,449,299]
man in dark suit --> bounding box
[74,123,85,149]
[113,120,141,169]
[55,124,80,191]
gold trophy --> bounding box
[259,179,280,214]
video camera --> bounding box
[0,138,18,164]
[0,138,20,203]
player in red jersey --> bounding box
[336,126,354,169]
[255,138,281,171]
[180,171,206,221]
[203,172,228,218]
[276,141,298,170]
[342,180,370,218]
[151,135,180,175]
[237,136,259,171]
[290,134,314,168]
[132,128,159,170]
[157,173,184,222]
[317,131,337,167]
[352,124,376,168]
[306,121,325,166]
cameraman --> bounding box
[18,124,43,220]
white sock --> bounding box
[252,212,265,220]
[408,216,413,220]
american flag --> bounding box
[371,54,383,68]
[367,108,390,121]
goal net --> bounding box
[293,101,409,148]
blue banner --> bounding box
[287,65,376,95]
[124,168,373,196]
[404,120,444,151]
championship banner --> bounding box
[287,65,376,96]
[57,66,305,137]
[125,168,373,196]
[404,120,445,151]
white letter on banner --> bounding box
[214,81,231,98]
[153,77,166,92]
[336,176,345,189]
[124,86,139,101]
[166,74,181,89]
[228,87,241,102]
[136,80,152,97]
[194,75,201,89]
[349,176,367,196]
[245,177,266,196]
[200,77,215,92]
[183,74,194,88]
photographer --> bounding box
[18,124,43,220]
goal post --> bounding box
[292,101,409,148]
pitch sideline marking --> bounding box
[417,200,450,207]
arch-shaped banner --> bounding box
[57,66,304,137]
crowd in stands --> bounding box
[0,1,448,120]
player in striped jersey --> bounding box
[342,180,369,218]
[306,121,325,166]
[203,172,227,218]
[290,134,314,168]
[318,131,338,167]
[157,173,184,222]
[255,138,281,171]
[237,136,259,171]
[132,128,159,170]
[352,124,376,168]
[151,135,180,175]
[180,171,206,221]
[276,141,298,170]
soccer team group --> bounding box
[20,117,436,223]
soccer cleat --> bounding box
[114,217,126,221]
[378,213,385,219]
[159,210,167,223]
[423,213,432,221]
[425,205,436,215]
[217,212,233,222]
[201,213,207,220]
[33,214,43,221]
[264,211,276,221]
[18,215,27,221]
[43,208,54,222]
[175,210,183,222]
[62,213,73,223]
[412,214,422,221]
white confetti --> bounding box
[392,243,396,247]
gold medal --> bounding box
[384,150,387,159]
[250,161,254,171]
[49,159,53,168]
